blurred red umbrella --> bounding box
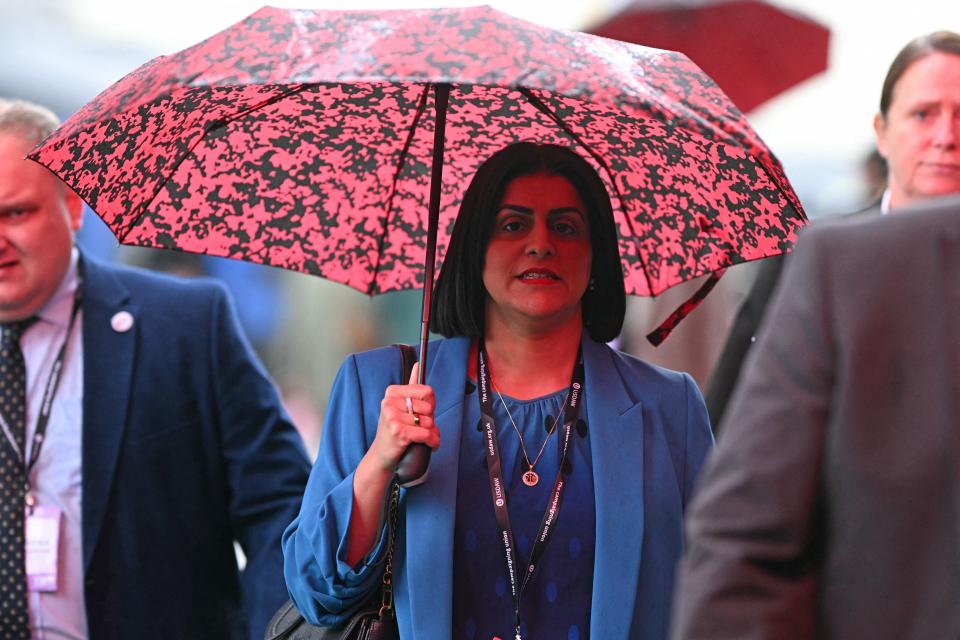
[588,0,830,112]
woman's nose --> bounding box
[524,223,555,257]
[932,111,959,149]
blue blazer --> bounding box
[284,336,712,638]
[79,256,310,639]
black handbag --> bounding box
[264,479,400,640]
[265,344,415,640]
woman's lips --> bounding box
[517,269,560,281]
[920,160,960,172]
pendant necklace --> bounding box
[478,341,585,640]
[494,385,568,487]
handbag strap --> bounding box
[380,343,417,618]
[379,479,401,618]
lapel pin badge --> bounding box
[110,311,134,333]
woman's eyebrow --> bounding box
[497,205,584,217]
[497,204,534,214]
[547,206,584,217]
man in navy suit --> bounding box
[0,97,310,639]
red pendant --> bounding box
[522,470,539,487]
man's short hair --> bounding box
[0,98,61,146]
[430,142,626,343]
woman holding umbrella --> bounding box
[283,142,713,639]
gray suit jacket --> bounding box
[704,204,880,429]
[671,195,960,640]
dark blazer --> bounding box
[78,255,311,640]
[671,195,960,639]
[704,204,880,429]
[284,336,713,639]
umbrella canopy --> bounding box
[588,0,830,113]
[30,4,805,304]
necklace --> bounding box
[494,385,568,487]
[478,343,585,640]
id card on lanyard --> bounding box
[26,505,62,592]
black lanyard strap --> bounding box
[0,279,82,484]
[477,340,585,640]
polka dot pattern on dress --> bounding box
[454,386,595,639]
[0,320,33,639]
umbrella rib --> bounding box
[518,88,655,297]
[368,82,432,295]
[115,82,314,245]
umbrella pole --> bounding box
[396,82,450,488]
[418,82,450,383]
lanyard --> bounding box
[0,285,82,511]
[477,340,584,640]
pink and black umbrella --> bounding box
[30,4,805,355]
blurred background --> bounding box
[2,0,957,455]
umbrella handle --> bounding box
[396,444,432,487]
[397,82,450,488]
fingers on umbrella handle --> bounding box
[396,443,431,487]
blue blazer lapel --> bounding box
[80,257,137,570]
[583,338,645,638]
[403,337,469,639]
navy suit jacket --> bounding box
[284,336,713,639]
[78,256,310,639]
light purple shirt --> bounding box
[21,250,86,640]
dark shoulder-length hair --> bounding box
[880,31,960,117]
[431,142,625,342]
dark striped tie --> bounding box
[0,319,33,639]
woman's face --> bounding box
[874,52,960,209]
[482,171,592,332]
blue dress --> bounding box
[453,381,595,640]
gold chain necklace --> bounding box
[494,385,568,487]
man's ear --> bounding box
[64,186,83,231]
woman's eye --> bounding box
[553,220,579,235]
[501,219,524,232]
